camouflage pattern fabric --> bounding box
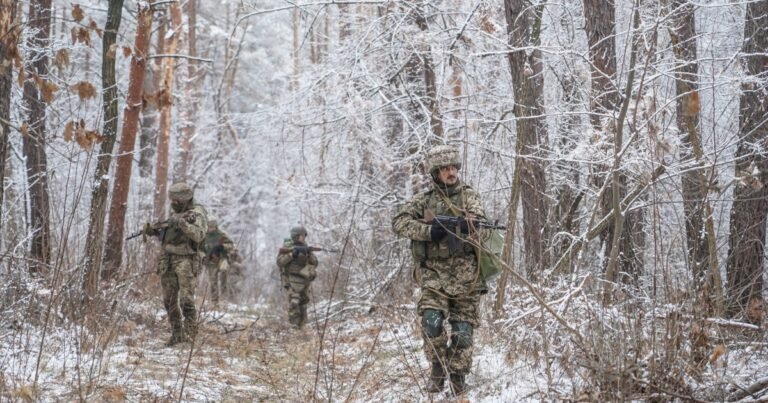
[203,229,235,304]
[155,201,207,342]
[392,180,487,376]
[276,239,318,328]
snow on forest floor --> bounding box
[1,297,547,402]
[2,291,768,402]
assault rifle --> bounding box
[420,211,506,254]
[278,245,339,255]
[126,220,169,241]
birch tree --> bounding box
[0,0,17,231]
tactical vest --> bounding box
[163,204,206,255]
[413,185,475,262]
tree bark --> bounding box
[667,0,722,314]
[0,0,17,232]
[152,2,182,221]
[584,0,641,282]
[82,0,124,294]
[726,0,768,324]
[505,0,549,278]
[102,3,153,276]
[21,0,52,273]
[174,0,198,182]
[138,5,165,179]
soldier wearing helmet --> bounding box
[276,226,318,329]
[202,218,235,307]
[392,144,488,396]
[147,182,208,346]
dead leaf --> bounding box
[20,122,29,137]
[73,27,91,46]
[156,88,172,108]
[107,43,117,59]
[54,49,70,69]
[88,20,102,38]
[63,121,74,142]
[122,46,132,58]
[684,90,700,117]
[710,344,726,364]
[72,5,85,22]
[40,79,59,104]
[71,81,97,101]
[16,67,25,87]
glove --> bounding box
[429,224,447,241]
[168,213,183,227]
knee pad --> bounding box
[421,309,444,338]
[451,321,473,348]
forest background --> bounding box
[1,0,767,401]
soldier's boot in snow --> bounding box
[165,324,188,347]
[426,361,446,393]
[449,374,466,396]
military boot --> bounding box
[426,361,446,393]
[449,373,466,396]
[165,324,188,347]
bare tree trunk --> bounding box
[174,0,198,182]
[505,0,549,279]
[22,0,52,274]
[584,0,641,283]
[138,5,165,179]
[0,0,17,232]
[82,0,125,296]
[667,0,722,315]
[726,0,768,324]
[152,2,182,221]
[102,3,153,277]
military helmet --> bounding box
[169,182,194,202]
[207,218,218,227]
[426,145,462,173]
[290,226,308,241]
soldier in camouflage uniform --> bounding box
[148,182,208,346]
[392,145,488,395]
[276,226,318,329]
[202,219,235,306]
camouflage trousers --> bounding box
[285,274,311,327]
[159,253,200,339]
[417,287,482,376]
[204,262,224,304]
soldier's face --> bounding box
[437,165,459,185]
[208,224,216,233]
[297,234,306,243]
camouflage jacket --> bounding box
[392,180,488,295]
[160,203,208,256]
[203,229,234,264]
[276,239,318,280]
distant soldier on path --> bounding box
[276,226,318,329]
[146,182,208,346]
[202,219,235,306]
[392,145,489,396]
